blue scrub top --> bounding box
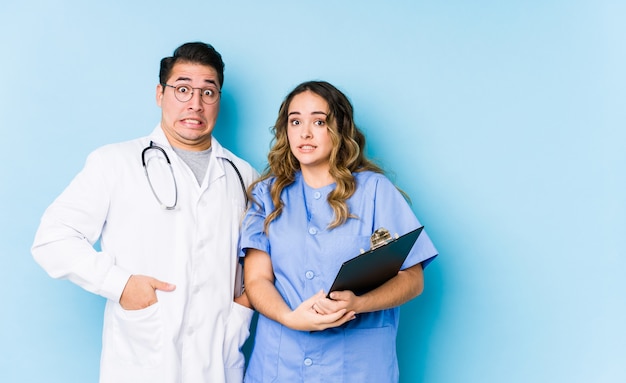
[240,171,437,383]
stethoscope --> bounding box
[141,141,248,210]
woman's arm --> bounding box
[316,263,424,315]
[244,248,355,331]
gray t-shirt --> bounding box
[172,146,211,185]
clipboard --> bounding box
[327,226,424,297]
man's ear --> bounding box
[156,84,164,107]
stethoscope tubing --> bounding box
[141,141,247,210]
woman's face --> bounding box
[286,91,334,174]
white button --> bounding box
[313,191,321,199]
[308,227,317,235]
[305,271,314,279]
[304,358,313,366]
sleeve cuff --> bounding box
[99,265,133,302]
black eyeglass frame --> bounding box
[162,83,222,105]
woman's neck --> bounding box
[301,166,334,188]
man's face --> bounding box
[156,62,221,151]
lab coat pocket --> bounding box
[113,302,164,367]
[223,301,254,369]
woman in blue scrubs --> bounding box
[240,81,438,382]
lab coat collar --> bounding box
[148,124,231,161]
[148,124,233,189]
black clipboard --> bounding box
[327,226,424,297]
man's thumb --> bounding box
[153,279,176,292]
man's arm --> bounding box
[31,150,131,302]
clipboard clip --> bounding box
[360,227,400,253]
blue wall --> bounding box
[1,1,624,382]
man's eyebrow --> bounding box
[173,77,219,87]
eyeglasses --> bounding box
[162,83,221,105]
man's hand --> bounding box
[119,274,176,310]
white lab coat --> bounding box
[32,125,259,383]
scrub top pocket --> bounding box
[343,325,398,383]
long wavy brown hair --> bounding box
[250,81,387,233]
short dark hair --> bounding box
[159,42,225,88]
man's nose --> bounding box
[187,90,204,110]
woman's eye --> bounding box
[314,120,325,126]
[290,120,300,126]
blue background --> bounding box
[1,1,625,382]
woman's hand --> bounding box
[313,289,361,315]
[282,290,355,331]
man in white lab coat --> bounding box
[32,42,258,383]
